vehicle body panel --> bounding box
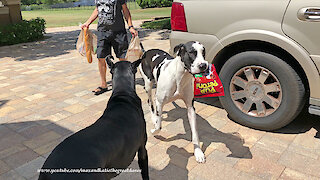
[170,0,320,107]
[182,0,290,38]
[282,0,320,56]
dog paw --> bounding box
[151,128,161,135]
[194,148,206,163]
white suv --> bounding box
[170,0,320,130]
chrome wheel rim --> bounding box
[230,66,282,117]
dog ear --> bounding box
[131,59,142,71]
[106,55,114,69]
[174,44,184,54]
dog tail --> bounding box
[139,48,148,62]
[140,42,145,53]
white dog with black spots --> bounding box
[139,41,209,163]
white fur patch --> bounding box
[152,54,160,62]
[195,147,206,163]
[192,41,204,51]
[152,58,172,81]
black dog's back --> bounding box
[39,94,145,180]
[39,59,149,180]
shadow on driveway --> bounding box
[0,120,73,179]
[194,97,320,138]
[0,100,9,109]
[0,30,78,62]
[0,28,163,62]
[155,102,252,159]
[1,119,189,179]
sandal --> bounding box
[92,87,110,95]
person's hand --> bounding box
[129,27,138,37]
[81,22,90,29]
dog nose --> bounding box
[199,63,208,72]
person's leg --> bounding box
[92,58,108,94]
[94,31,111,94]
[98,58,107,89]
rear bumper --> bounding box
[310,97,320,106]
[310,98,320,116]
[309,105,320,116]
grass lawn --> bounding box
[21,5,171,28]
[141,18,171,30]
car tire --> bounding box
[219,51,306,130]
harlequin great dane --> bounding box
[139,41,208,163]
[39,57,149,180]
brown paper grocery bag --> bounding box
[125,36,144,62]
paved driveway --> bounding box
[0,24,320,180]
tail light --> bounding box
[171,2,188,32]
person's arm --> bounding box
[122,3,138,37]
[81,7,98,29]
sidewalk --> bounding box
[0,22,320,180]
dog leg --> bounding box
[139,65,155,115]
[139,65,159,135]
[151,98,163,134]
[184,98,206,163]
[138,143,149,180]
[145,80,155,116]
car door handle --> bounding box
[298,7,320,22]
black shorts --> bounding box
[96,30,128,59]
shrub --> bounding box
[141,18,171,30]
[136,0,147,9]
[136,0,172,9]
[160,0,172,7]
[0,18,46,46]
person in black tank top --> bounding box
[81,0,138,95]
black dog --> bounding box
[39,56,149,180]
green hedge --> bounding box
[136,0,172,9]
[0,18,46,46]
[141,18,171,30]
